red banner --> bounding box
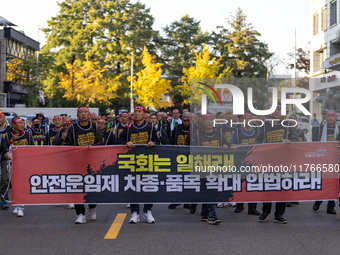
[11,142,339,205]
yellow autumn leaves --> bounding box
[129,46,171,109]
[59,44,228,108]
[59,52,121,106]
[180,44,232,105]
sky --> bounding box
[1,0,310,74]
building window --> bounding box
[330,1,337,26]
[313,51,322,74]
[6,38,35,60]
[322,7,327,31]
[313,13,319,35]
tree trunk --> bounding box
[114,101,120,116]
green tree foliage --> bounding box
[179,44,232,105]
[37,5,277,111]
[159,15,211,108]
[211,8,273,109]
[41,0,158,112]
[213,8,273,78]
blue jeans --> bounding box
[209,204,217,218]
[130,204,153,214]
[202,204,217,218]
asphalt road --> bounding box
[1,199,340,255]
[0,132,334,255]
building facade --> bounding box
[0,27,39,107]
[310,0,340,121]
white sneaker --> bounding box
[68,204,75,209]
[129,212,140,224]
[75,214,86,224]
[89,208,96,221]
[126,204,130,208]
[13,207,18,214]
[230,202,237,207]
[217,203,224,208]
[143,210,155,224]
[17,208,24,217]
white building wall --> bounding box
[310,0,340,121]
[0,30,6,107]
[310,0,340,75]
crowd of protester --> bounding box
[0,106,338,225]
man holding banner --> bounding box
[51,116,75,209]
[255,106,298,224]
[0,111,12,209]
[7,117,35,217]
[118,106,160,224]
[230,113,260,215]
[64,106,103,224]
[168,111,191,210]
[220,110,240,144]
[312,110,339,214]
[191,114,229,225]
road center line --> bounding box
[104,213,127,239]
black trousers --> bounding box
[237,203,257,211]
[314,200,335,208]
[262,202,286,217]
[75,204,96,215]
[0,159,9,201]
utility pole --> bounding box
[130,51,134,113]
[266,59,269,109]
[37,25,40,58]
[294,28,297,114]
[294,28,297,86]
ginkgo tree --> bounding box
[6,56,45,107]
[59,52,121,106]
[42,0,158,111]
[179,44,232,105]
[131,46,171,109]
